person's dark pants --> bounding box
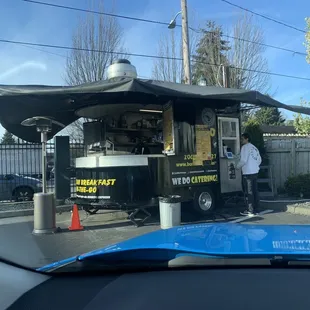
[242,173,259,213]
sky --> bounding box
[0,0,310,138]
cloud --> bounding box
[276,88,310,104]
[0,61,47,82]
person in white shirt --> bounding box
[236,133,262,216]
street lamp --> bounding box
[21,116,65,235]
[168,11,181,29]
[168,0,192,85]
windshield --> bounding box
[1,0,310,272]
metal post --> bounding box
[41,131,47,193]
[181,0,192,85]
[54,136,71,204]
[222,65,230,88]
[20,116,65,235]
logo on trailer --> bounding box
[172,174,218,185]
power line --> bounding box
[23,0,306,57]
[190,26,306,56]
[1,37,310,81]
[20,44,66,58]
[23,0,169,26]
[220,0,306,34]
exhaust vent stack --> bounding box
[107,59,137,80]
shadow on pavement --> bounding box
[76,201,269,231]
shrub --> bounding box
[243,119,268,178]
[284,174,310,198]
[243,119,266,157]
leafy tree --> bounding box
[252,107,285,126]
[293,99,310,135]
[285,120,294,126]
[1,130,16,144]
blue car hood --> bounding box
[38,223,310,272]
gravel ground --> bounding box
[287,201,310,208]
[0,201,34,212]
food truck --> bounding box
[69,60,255,216]
[0,59,308,220]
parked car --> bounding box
[0,174,42,202]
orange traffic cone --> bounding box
[69,204,84,231]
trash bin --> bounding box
[159,195,182,229]
[33,192,56,235]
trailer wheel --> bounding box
[193,187,215,215]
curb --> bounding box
[0,205,73,219]
[286,205,310,216]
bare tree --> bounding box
[64,0,127,139]
[152,15,199,83]
[228,13,271,93]
[152,30,183,83]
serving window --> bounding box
[218,117,240,157]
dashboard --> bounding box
[2,261,310,309]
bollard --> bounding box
[33,192,56,235]
[159,195,182,229]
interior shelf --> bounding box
[107,127,160,133]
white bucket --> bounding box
[159,196,181,229]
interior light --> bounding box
[139,109,163,113]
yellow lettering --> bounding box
[77,186,87,193]
[190,175,217,184]
[77,179,117,188]
[210,128,216,137]
[88,186,97,193]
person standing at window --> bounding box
[236,133,262,216]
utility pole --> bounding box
[181,0,192,85]
[222,65,230,88]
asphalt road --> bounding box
[1,203,310,269]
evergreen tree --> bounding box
[253,107,285,126]
[1,130,16,144]
[192,21,231,86]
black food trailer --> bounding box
[75,99,242,217]
[0,60,309,223]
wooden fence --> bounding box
[265,138,310,190]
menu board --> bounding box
[193,125,212,166]
[163,102,174,153]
